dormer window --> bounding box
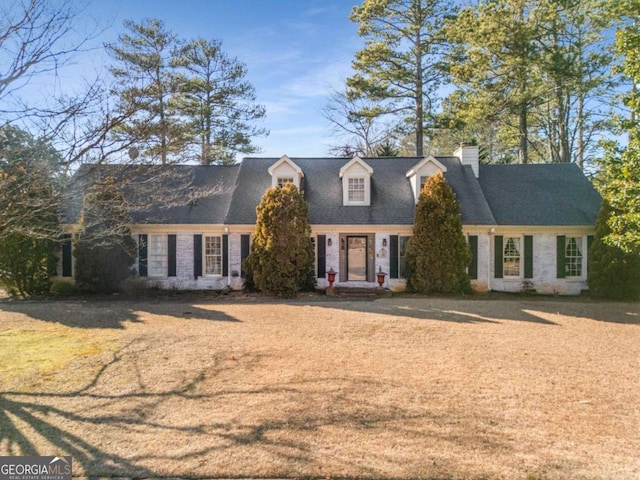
[406,156,447,202]
[340,157,373,206]
[277,177,294,187]
[348,177,365,202]
[268,155,303,189]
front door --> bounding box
[347,236,368,281]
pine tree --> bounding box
[447,0,543,164]
[376,141,400,157]
[347,0,456,157]
[171,38,267,165]
[406,172,471,294]
[446,0,616,166]
[588,200,640,300]
[74,177,137,293]
[592,1,640,255]
[106,18,188,164]
[243,183,315,297]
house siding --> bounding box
[58,227,592,295]
[228,233,245,289]
[466,233,491,292]
[63,156,599,296]
[314,230,407,291]
[177,234,194,279]
[489,232,588,295]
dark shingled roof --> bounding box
[225,157,496,225]
[478,163,601,225]
[63,158,601,228]
[62,164,240,225]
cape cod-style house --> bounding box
[60,145,602,295]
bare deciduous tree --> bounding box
[323,89,400,157]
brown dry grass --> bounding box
[0,295,638,479]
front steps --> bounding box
[326,286,391,299]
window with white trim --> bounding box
[419,176,429,191]
[565,237,583,277]
[503,237,521,277]
[149,235,168,277]
[348,177,365,202]
[277,177,294,187]
[204,236,222,276]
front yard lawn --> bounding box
[0,296,638,479]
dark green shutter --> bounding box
[193,234,202,278]
[494,235,503,279]
[222,234,229,276]
[389,235,399,279]
[524,235,533,279]
[138,234,148,277]
[468,235,478,280]
[557,235,566,279]
[367,234,375,283]
[62,234,72,277]
[317,235,326,278]
[240,234,250,277]
[339,234,347,283]
[586,235,594,276]
[168,235,177,277]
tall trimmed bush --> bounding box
[406,172,471,294]
[74,177,137,293]
[243,183,315,297]
[588,200,640,300]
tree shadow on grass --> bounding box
[0,342,240,476]
[293,295,640,326]
[0,299,240,329]
[0,340,514,478]
[285,297,558,325]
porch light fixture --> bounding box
[382,238,387,247]
[327,238,332,247]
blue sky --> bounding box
[69,0,362,159]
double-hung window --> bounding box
[277,177,293,187]
[565,237,583,277]
[348,177,365,202]
[503,237,521,277]
[204,236,222,276]
[149,235,168,277]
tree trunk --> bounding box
[557,90,570,163]
[519,102,528,164]
[158,66,167,165]
[415,27,424,157]
[202,86,212,165]
[577,94,584,169]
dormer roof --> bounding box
[268,155,304,178]
[405,155,447,177]
[339,156,373,178]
